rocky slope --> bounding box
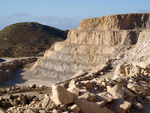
[0,22,68,57]
[31,13,150,81]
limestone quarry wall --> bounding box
[66,29,139,46]
[31,13,150,80]
[78,13,150,30]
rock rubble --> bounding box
[0,60,150,112]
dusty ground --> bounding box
[1,57,60,87]
[2,68,61,87]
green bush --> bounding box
[38,91,42,94]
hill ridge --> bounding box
[0,22,68,57]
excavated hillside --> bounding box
[0,22,68,57]
[31,13,150,80]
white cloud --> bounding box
[138,9,149,13]
[37,16,52,20]
[11,13,30,17]
[41,23,47,25]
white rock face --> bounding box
[31,13,150,80]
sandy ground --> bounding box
[0,57,61,87]
[2,68,61,87]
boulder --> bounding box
[78,92,95,101]
[52,84,75,105]
[134,66,142,74]
[71,104,80,112]
[74,97,113,113]
[67,79,80,96]
[41,94,55,111]
[132,101,143,111]
[105,98,131,113]
[122,87,135,99]
[107,85,124,99]
[95,92,113,106]
[127,83,146,96]
[81,80,93,89]
[72,70,87,78]
[114,64,125,77]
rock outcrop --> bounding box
[31,13,150,81]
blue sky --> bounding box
[0,0,150,30]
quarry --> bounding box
[0,13,150,113]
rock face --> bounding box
[31,13,150,80]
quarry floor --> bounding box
[1,57,61,87]
[2,68,61,87]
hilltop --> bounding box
[0,22,68,57]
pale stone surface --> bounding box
[72,70,87,78]
[114,64,125,77]
[105,98,131,113]
[74,97,113,113]
[67,79,80,96]
[81,80,93,89]
[122,87,135,99]
[71,104,80,112]
[79,92,95,101]
[95,92,113,106]
[78,13,150,30]
[127,83,146,96]
[52,84,75,105]
[107,85,124,99]
[41,94,55,111]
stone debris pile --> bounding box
[0,60,150,112]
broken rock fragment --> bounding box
[127,83,146,96]
[74,97,113,113]
[105,98,131,113]
[52,84,75,105]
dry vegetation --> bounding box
[0,22,68,57]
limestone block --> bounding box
[127,83,146,96]
[114,64,125,77]
[78,92,95,101]
[95,92,113,106]
[107,85,124,99]
[105,98,131,113]
[52,84,75,105]
[41,94,55,111]
[81,80,93,89]
[74,97,113,113]
[72,70,87,78]
[71,104,80,112]
[122,87,135,99]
